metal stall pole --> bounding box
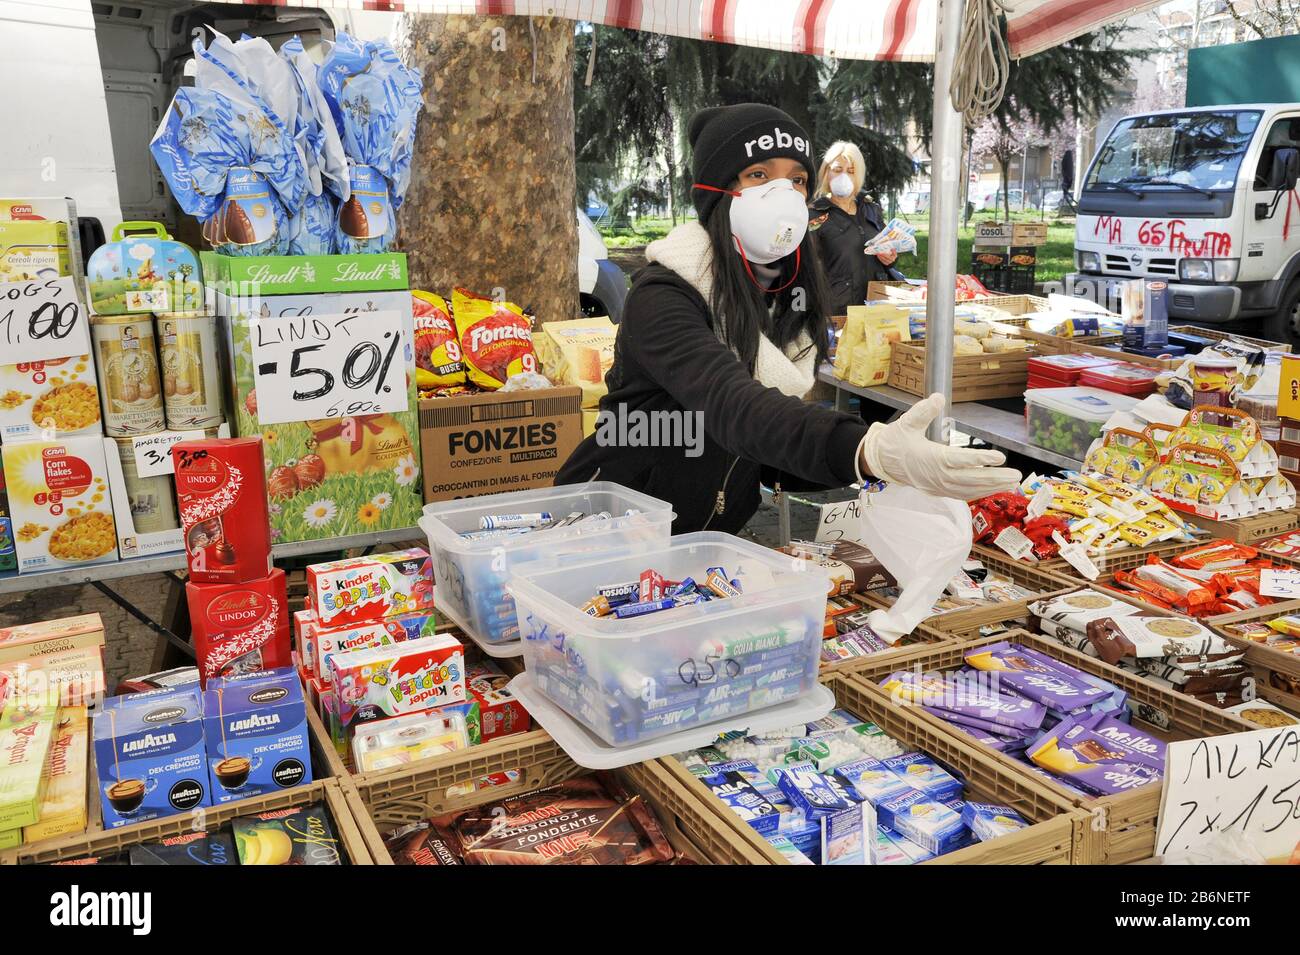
[923,0,966,441]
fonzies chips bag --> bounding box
[452,288,539,389]
[411,291,465,388]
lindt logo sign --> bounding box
[211,591,267,624]
[242,264,304,285]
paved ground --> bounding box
[0,575,175,691]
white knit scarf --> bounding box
[644,222,817,399]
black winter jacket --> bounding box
[808,192,903,315]
[554,231,868,534]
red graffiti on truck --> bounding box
[1093,217,1233,256]
[1093,215,1123,243]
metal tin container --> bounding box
[156,311,225,430]
[91,314,165,436]
[113,435,180,534]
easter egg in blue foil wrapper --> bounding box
[335,163,393,254]
[205,167,289,257]
[286,191,337,255]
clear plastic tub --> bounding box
[508,532,828,748]
[1077,361,1160,397]
[420,483,674,652]
[1023,387,1140,461]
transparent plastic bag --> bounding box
[857,483,973,644]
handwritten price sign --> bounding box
[249,310,409,426]
[816,499,864,543]
[0,276,92,364]
[1156,725,1300,863]
[132,430,207,478]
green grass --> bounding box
[895,215,1077,285]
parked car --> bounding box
[898,190,930,214]
[1041,190,1066,213]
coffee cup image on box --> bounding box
[93,688,211,828]
[202,668,312,803]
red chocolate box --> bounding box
[186,568,291,688]
[173,437,273,584]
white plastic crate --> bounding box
[419,482,674,654]
[507,532,828,747]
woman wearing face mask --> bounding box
[808,141,905,315]
[555,104,1018,533]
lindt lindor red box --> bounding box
[173,437,273,584]
[186,568,290,688]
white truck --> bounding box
[1068,103,1300,345]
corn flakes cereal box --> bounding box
[0,356,102,444]
[2,437,119,573]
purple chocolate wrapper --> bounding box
[881,670,1047,732]
[963,642,1109,713]
[1027,712,1165,797]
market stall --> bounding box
[5,0,1300,879]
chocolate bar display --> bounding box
[129,828,237,866]
[1027,712,1165,797]
[231,802,343,865]
[432,775,676,865]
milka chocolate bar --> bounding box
[1027,713,1164,797]
[880,670,1047,732]
[963,642,1109,712]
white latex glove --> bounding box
[860,393,1022,500]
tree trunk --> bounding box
[395,15,578,324]
[999,158,1011,222]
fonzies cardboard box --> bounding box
[214,253,422,543]
[419,387,583,503]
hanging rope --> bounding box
[948,0,1011,126]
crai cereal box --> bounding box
[0,356,102,444]
[214,254,421,544]
[2,437,118,572]
[306,548,433,629]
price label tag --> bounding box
[249,310,409,426]
[1259,568,1300,599]
[993,525,1036,562]
[0,276,92,363]
[132,430,207,477]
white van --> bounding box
[1067,104,1300,344]
[1,0,626,318]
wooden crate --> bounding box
[1040,537,1205,582]
[352,735,766,864]
[888,339,1035,402]
[848,628,1257,865]
[661,672,1086,864]
[820,591,953,675]
[2,690,350,864]
[1208,599,1300,712]
[4,779,369,864]
[1181,507,1300,543]
[851,545,1075,641]
[1168,325,1290,354]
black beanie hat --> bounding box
[689,103,816,224]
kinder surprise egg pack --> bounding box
[306,549,433,628]
[327,632,465,728]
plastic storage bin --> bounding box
[1026,354,1116,390]
[508,532,827,748]
[420,483,674,653]
[1023,387,1140,461]
[1076,361,1160,397]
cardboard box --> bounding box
[23,705,88,843]
[419,386,583,503]
[1279,359,1300,421]
[172,435,272,583]
[186,568,291,688]
[0,220,70,282]
[972,221,1049,248]
[0,355,102,444]
[533,317,617,409]
[0,613,104,666]
[0,459,14,572]
[202,668,312,803]
[2,436,119,573]
[216,273,422,544]
[0,704,57,829]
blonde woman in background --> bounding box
[808,140,904,315]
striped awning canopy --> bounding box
[234,0,1160,61]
